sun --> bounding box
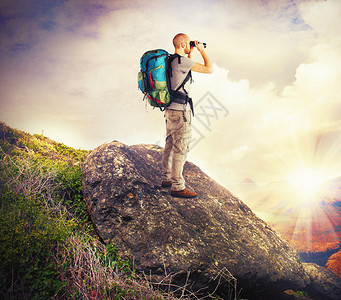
[286,167,328,201]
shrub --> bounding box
[0,154,76,299]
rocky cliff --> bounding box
[82,141,341,299]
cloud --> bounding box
[181,0,317,90]
[188,0,341,188]
[177,0,341,187]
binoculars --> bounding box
[190,41,207,48]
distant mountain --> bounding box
[239,177,258,186]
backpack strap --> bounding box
[167,54,195,115]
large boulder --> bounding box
[82,141,333,298]
[303,263,341,300]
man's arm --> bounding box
[190,41,213,74]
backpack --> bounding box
[138,49,193,111]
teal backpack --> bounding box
[138,49,193,111]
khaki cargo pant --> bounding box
[162,109,192,191]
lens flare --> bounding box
[233,122,341,256]
[286,167,328,201]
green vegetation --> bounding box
[5,122,305,299]
[0,122,191,299]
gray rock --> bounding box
[303,263,341,300]
[82,141,314,298]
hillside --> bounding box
[1,122,341,300]
[0,122,189,299]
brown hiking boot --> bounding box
[161,181,172,188]
[170,188,197,198]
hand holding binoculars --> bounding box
[190,41,207,48]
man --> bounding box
[161,33,213,198]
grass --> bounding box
[1,122,230,299]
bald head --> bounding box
[173,33,190,49]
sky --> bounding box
[1,0,341,200]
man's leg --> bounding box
[170,110,196,198]
[162,110,196,197]
[170,136,188,191]
[162,134,173,184]
[167,110,192,192]
[162,110,187,188]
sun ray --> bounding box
[236,119,341,257]
[286,167,328,203]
